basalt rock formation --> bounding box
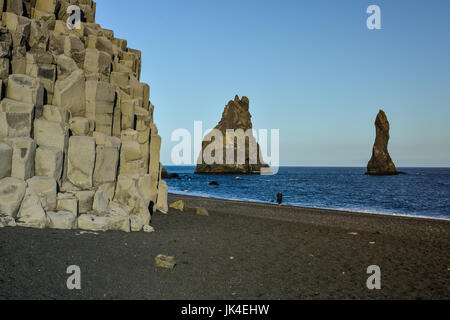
[366,110,401,176]
[0,0,167,232]
[195,95,270,175]
[161,168,179,179]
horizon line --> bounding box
[162,165,450,169]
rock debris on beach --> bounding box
[143,225,155,233]
[155,254,176,270]
[195,207,209,217]
[169,200,187,212]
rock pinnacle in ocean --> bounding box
[366,110,400,175]
[195,95,270,174]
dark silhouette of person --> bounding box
[148,201,155,217]
[277,192,283,205]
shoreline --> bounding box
[168,190,450,222]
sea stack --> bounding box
[195,95,270,174]
[366,110,400,175]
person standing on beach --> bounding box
[277,192,283,205]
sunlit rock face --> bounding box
[195,95,270,175]
[0,0,167,232]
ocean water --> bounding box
[164,166,450,220]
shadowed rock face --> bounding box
[366,110,399,175]
[195,95,270,175]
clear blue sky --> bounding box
[96,0,450,167]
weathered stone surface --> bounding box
[119,159,146,175]
[93,146,119,186]
[31,9,56,30]
[69,117,90,136]
[29,19,50,51]
[119,129,147,175]
[85,80,116,115]
[112,37,127,51]
[92,182,114,216]
[366,110,400,176]
[35,147,63,181]
[108,201,132,233]
[34,118,69,152]
[53,69,86,117]
[0,98,35,138]
[143,225,155,233]
[26,176,57,212]
[78,214,110,232]
[195,95,270,175]
[114,174,151,230]
[74,190,95,215]
[121,139,141,162]
[84,48,111,80]
[149,135,161,201]
[85,80,115,135]
[196,207,209,217]
[63,34,85,68]
[156,180,168,214]
[155,254,176,270]
[110,71,129,88]
[6,0,24,16]
[67,136,96,189]
[129,80,149,110]
[0,215,17,228]
[57,192,78,217]
[130,215,145,232]
[0,177,26,217]
[35,0,58,14]
[56,54,79,81]
[0,0,162,234]
[7,137,36,180]
[93,131,121,149]
[16,187,47,229]
[2,12,30,48]
[87,35,113,56]
[11,47,27,75]
[42,105,70,123]
[0,143,13,179]
[120,99,136,130]
[170,200,187,212]
[6,74,44,117]
[25,50,54,66]
[48,33,64,56]
[46,211,77,230]
[0,59,10,81]
[137,174,152,207]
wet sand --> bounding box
[0,193,449,300]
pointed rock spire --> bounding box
[366,110,401,175]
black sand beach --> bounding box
[0,194,449,300]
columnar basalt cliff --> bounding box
[0,0,167,232]
[195,95,270,175]
[366,110,400,176]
